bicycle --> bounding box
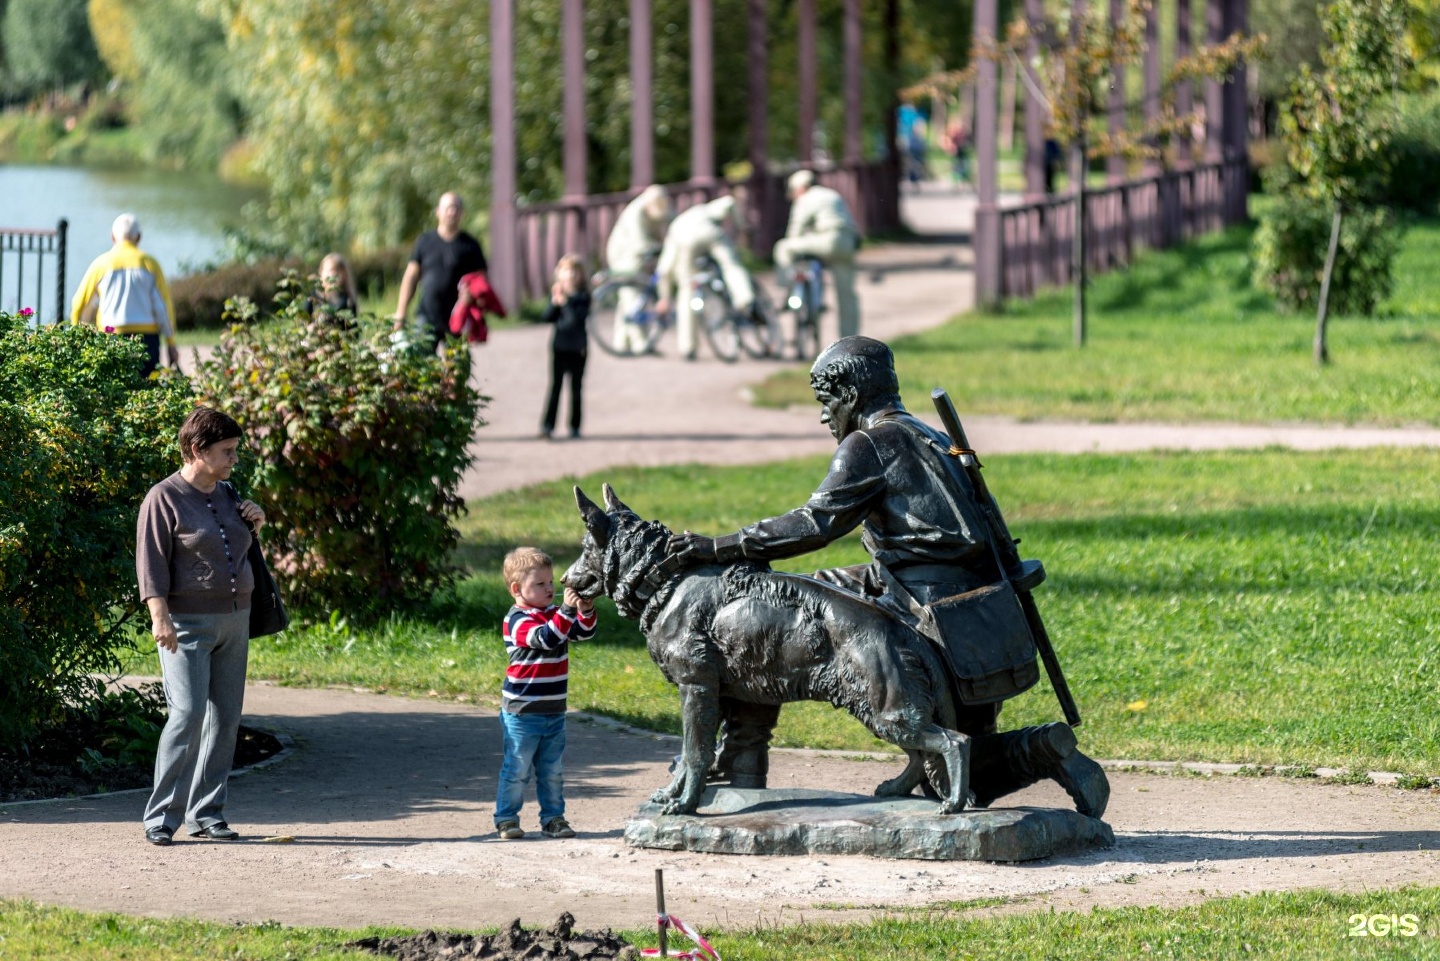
[588,256,778,362]
[784,256,825,361]
[687,254,778,362]
[588,271,669,358]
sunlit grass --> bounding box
[4,888,1438,959]
[122,447,1440,778]
[755,218,1440,425]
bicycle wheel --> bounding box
[794,292,822,361]
[697,287,741,362]
[737,288,780,359]
[590,277,663,357]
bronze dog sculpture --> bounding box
[564,484,971,816]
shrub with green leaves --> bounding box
[0,310,194,753]
[1252,187,1399,315]
[168,258,297,331]
[1385,89,1440,214]
[193,279,486,623]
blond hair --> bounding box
[503,546,553,586]
[553,253,589,295]
[318,252,360,306]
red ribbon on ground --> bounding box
[640,914,721,961]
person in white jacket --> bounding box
[655,195,754,360]
[604,185,673,353]
[773,169,860,340]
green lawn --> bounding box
[125,446,1440,779]
[755,218,1440,425]
[3,888,1438,959]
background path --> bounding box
[460,190,1440,500]
[3,682,1437,932]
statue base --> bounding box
[625,787,1114,862]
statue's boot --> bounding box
[971,722,1110,819]
[708,700,779,789]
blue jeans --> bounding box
[495,711,567,826]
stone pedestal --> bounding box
[626,787,1113,862]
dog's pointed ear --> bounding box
[602,483,638,518]
[574,486,611,544]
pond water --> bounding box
[0,163,262,319]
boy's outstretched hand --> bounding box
[563,587,594,614]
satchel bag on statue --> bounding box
[225,483,289,638]
[922,579,1039,704]
[878,562,1040,706]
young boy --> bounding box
[495,546,597,840]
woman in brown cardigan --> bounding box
[135,407,266,846]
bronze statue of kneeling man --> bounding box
[665,336,1109,819]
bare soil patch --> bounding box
[351,914,638,961]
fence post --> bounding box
[55,218,68,325]
[1121,184,1132,266]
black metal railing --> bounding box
[0,219,68,323]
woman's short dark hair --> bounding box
[178,406,243,462]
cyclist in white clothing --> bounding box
[655,195,754,360]
[773,169,861,339]
[604,185,673,353]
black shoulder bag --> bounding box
[224,482,289,638]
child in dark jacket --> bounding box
[540,254,591,439]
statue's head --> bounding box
[808,336,901,443]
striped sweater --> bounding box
[501,603,597,714]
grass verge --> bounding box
[3,888,1438,959]
[753,218,1440,425]
[125,447,1440,778]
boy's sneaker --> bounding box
[496,820,524,840]
[542,817,575,839]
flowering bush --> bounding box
[193,276,486,622]
[0,310,194,752]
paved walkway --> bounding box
[3,682,1436,932]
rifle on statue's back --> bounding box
[931,388,1083,727]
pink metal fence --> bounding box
[996,158,1248,300]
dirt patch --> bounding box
[351,914,639,961]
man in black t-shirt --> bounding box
[393,191,489,353]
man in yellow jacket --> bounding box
[71,213,179,376]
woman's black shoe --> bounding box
[189,822,240,841]
[144,826,173,846]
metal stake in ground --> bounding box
[655,868,667,958]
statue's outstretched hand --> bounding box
[666,531,718,567]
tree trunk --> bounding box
[1073,135,1088,348]
[1314,206,1342,366]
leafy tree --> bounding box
[86,0,241,168]
[2,0,104,91]
[87,0,140,83]
[1250,0,1324,103]
[1269,0,1409,364]
[904,0,1259,345]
